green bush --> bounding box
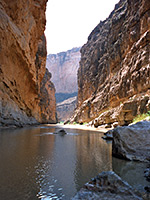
[73,122,78,125]
[59,121,64,124]
[133,111,150,123]
[83,122,88,125]
[147,111,150,116]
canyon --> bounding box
[0,0,56,126]
[71,0,150,127]
[0,0,150,199]
[46,47,80,121]
[0,0,149,127]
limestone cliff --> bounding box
[46,47,81,94]
[46,47,80,121]
[71,0,150,126]
[0,0,56,126]
[57,96,77,122]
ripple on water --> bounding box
[37,190,65,200]
[35,159,65,200]
[35,132,54,136]
[66,133,78,136]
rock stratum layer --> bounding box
[46,47,81,94]
[0,0,56,126]
[71,0,150,126]
[57,96,77,121]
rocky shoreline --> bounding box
[72,171,143,200]
[0,121,149,199]
[72,120,150,199]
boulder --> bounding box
[102,130,113,140]
[112,121,150,162]
[54,129,67,136]
[72,171,142,200]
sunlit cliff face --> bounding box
[71,0,150,126]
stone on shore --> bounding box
[102,130,113,140]
[112,121,150,162]
[72,171,142,200]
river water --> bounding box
[0,125,148,200]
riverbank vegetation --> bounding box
[133,111,150,123]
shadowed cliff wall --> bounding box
[0,0,56,126]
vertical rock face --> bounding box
[46,47,81,94]
[72,0,150,126]
[40,69,56,123]
[46,47,80,121]
[0,0,56,126]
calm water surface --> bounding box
[0,125,148,200]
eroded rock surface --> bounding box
[0,0,56,126]
[71,0,150,126]
[56,96,77,121]
[46,47,80,121]
[39,69,56,123]
[112,121,150,162]
[72,171,142,200]
[46,47,81,94]
[144,167,150,181]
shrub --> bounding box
[83,122,88,125]
[73,122,78,125]
[59,121,64,124]
[133,111,150,123]
[147,111,150,116]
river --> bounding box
[0,125,148,200]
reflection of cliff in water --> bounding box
[1,126,147,199]
[0,127,55,200]
[112,157,149,194]
[74,131,112,190]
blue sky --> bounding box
[45,0,119,54]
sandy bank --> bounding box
[45,123,110,133]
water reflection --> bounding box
[0,127,55,200]
[0,126,112,200]
[0,126,148,200]
[112,157,149,194]
[74,131,112,190]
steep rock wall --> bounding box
[46,47,81,94]
[40,69,56,123]
[46,47,80,121]
[0,0,56,126]
[71,0,150,126]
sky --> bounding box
[45,0,119,54]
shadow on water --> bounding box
[0,125,149,199]
[113,157,149,194]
